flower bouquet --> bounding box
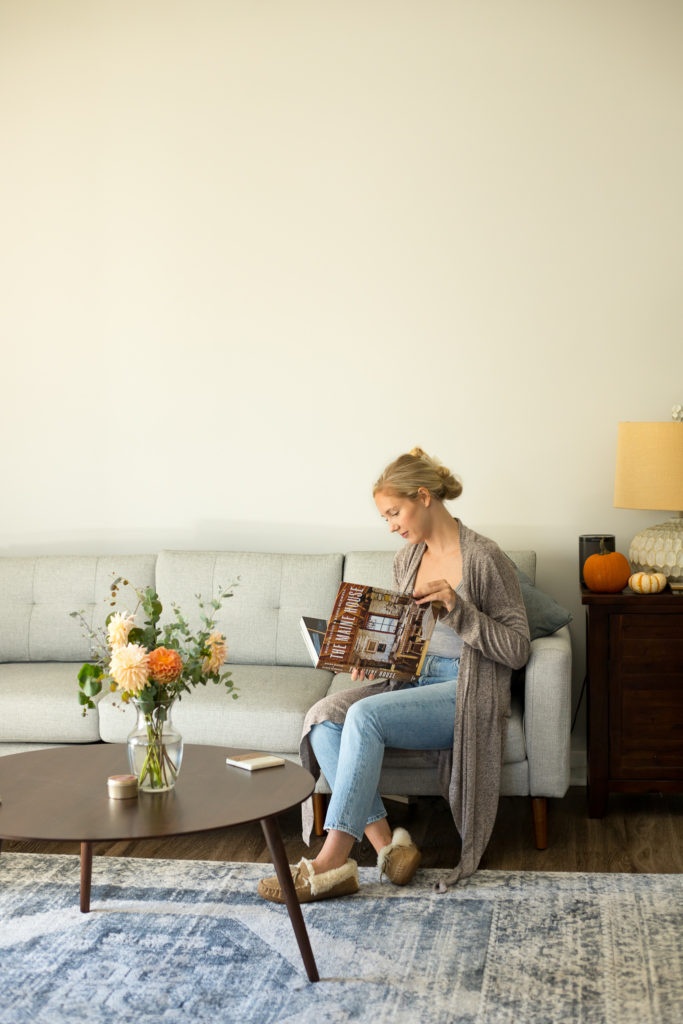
[72,576,238,791]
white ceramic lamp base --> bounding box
[628,515,683,591]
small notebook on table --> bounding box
[225,752,286,771]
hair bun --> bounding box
[373,448,462,503]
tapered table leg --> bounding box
[80,841,93,913]
[260,815,319,982]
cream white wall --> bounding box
[2,1,683,774]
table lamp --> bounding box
[613,417,683,590]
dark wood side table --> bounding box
[0,744,320,982]
[581,588,683,817]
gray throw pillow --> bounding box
[516,570,572,640]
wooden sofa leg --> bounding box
[531,797,548,850]
[312,793,327,837]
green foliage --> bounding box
[72,575,238,715]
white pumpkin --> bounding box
[628,571,667,594]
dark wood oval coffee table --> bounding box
[0,743,319,982]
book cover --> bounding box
[313,581,435,681]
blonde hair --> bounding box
[373,447,462,502]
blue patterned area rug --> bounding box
[1,854,681,1024]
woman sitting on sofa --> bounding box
[258,447,530,903]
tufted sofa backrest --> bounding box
[154,550,343,667]
[0,555,157,662]
[0,548,537,667]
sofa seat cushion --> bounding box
[98,665,335,754]
[0,664,102,743]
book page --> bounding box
[316,582,435,681]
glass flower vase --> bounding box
[127,695,183,792]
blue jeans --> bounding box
[309,655,459,841]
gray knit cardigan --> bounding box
[299,520,531,888]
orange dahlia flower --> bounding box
[148,646,183,683]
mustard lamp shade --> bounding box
[614,422,683,511]
[614,421,683,589]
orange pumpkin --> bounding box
[583,547,632,593]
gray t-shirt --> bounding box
[427,583,464,659]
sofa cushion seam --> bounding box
[275,557,284,666]
[26,557,38,662]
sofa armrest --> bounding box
[523,625,572,798]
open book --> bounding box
[300,582,435,682]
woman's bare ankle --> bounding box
[311,854,347,875]
[365,819,393,855]
[311,829,355,874]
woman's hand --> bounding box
[413,579,457,615]
[351,667,376,682]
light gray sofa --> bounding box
[0,548,572,850]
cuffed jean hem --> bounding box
[323,812,387,843]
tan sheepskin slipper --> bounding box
[377,827,422,885]
[257,857,359,904]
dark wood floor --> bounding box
[5,787,683,873]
